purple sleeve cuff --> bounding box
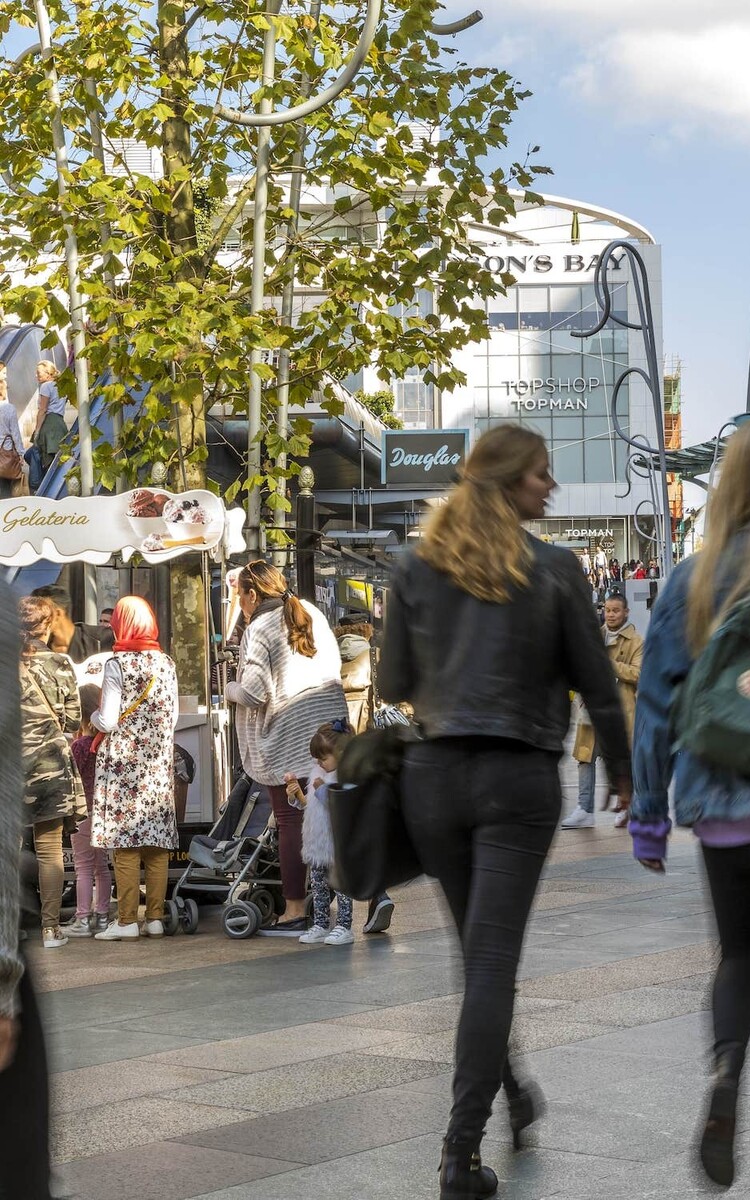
[629,817,672,861]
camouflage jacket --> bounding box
[20,642,81,823]
[0,585,23,1016]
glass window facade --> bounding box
[476,283,629,485]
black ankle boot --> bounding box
[700,1044,745,1188]
[439,1139,498,1200]
[507,1079,546,1150]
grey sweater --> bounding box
[0,583,23,1016]
[226,601,347,786]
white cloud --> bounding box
[437,0,750,139]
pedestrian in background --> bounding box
[333,613,395,934]
[32,361,65,473]
[286,720,356,946]
[334,615,374,735]
[18,596,82,949]
[64,685,112,937]
[30,585,114,664]
[0,375,26,500]
[379,424,631,1199]
[92,597,179,941]
[563,593,643,830]
[631,422,750,1188]
[226,561,347,937]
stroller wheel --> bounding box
[163,899,179,936]
[181,898,199,934]
[222,900,261,940]
[248,888,275,928]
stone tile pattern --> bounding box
[44,776,721,1200]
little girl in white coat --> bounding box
[285,719,354,946]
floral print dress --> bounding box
[90,650,179,850]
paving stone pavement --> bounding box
[36,760,739,1200]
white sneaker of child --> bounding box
[324,925,354,946]
[299,925,329,944]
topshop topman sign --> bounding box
[382,429,469,489]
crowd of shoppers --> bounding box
[6,415,750,1196]
[563,592,643,829]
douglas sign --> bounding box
[382,430,468,488]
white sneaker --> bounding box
[42,926,68,948]
[560,806,595,829]
[324,925,354,946]
[299,924,329,944]
[63,916,94,937]
[94,920,140,941]
[614,809,629,829]
[142,920,164,937]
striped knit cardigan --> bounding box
[226,600,347,786]
[0,582,23,1016]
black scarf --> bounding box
[248,596,285,625]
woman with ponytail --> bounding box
[226,561,347,935]
[378,424,631,1199]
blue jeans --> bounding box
[578,756,598,814]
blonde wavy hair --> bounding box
[37,360,60,382]
[418,424,547,603]
[687,421,750,654]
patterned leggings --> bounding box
[310,865,353,930]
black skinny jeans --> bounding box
[402,737,560,1142]
[0,959,52,1199]
[702,843,750,1066]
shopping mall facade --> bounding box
[348,193,665,566]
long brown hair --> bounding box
[418,424,547,603]
[687,422,750,654]
[239,560,316,657]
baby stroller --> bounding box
[164,774,286,938]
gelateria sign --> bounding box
[382,429,469,488]
[0,488,246,567]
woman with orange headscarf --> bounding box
[90,597,179,940]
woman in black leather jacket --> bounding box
[379,424,631,1200]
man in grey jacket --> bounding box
[0,582,52,1198]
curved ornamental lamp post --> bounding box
[572,240,673,579]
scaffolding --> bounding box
[663,356,684,535]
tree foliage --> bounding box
[354,389,402,429]
[0,0,550,529]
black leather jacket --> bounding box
[379,537,631,783]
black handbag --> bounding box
[328,726,422,900]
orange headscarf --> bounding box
[111,596,161,653]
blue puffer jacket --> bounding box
[631,540,750,859]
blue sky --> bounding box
[440,0,750,448]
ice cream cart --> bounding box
[0,486,246,902]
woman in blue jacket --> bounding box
[631,421,750,1189]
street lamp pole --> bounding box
[33,0,94,502]
[244,1,282,555]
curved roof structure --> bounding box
[509,192,656,245]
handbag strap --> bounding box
[0,436,16,452]
[90,674,155,754]
[369,645,382,709]
[121,675,155,720]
